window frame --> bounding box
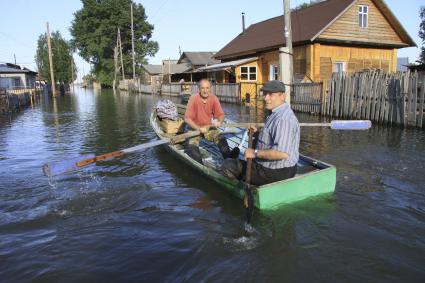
[269,64,279,80]
[240,65,257,81]
[358,5,368,28]
[333,61,346,73]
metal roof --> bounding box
[177,52,220,66]
[215,0,416,60]
[196,57,258,72]
[0,64,37,74]
[142,63,192,75]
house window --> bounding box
[269,65,278,80]
[240,66,257,81]
[333,61,346,73]
[358,5,368,28]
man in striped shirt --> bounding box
[222,80,300,186]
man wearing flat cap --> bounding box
[222,80,300,186]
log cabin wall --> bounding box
[309,0,405,81]
[319,0,405,46]
[311,44,397,81]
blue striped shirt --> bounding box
[256,103,300,169]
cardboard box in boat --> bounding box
[159,118,185,134]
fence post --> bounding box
[418,77,424,128]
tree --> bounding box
[293,0,324,11]
[419,6,425,64]
[70,0,159,87]
[35,31,76,83]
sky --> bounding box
[0,0,423,82]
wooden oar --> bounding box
[223,120,372,130]
[244,128,255,224]
[42,130,201,177]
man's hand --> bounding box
[244,148,255,160]
[199,126,209,134]
[212,120,222,127]
[249,125,258,133]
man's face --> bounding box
[199,81,211,99]
[263,91,286,110]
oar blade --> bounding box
[43,154,95,177]
[330,120,371,130]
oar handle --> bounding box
[170,130,201,144]
[224,123,264,129]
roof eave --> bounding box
[315,38,411,49]
[311,0,357,41]
[371,0,417,47]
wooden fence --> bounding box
[162,83,240,103]
[323,70,424,128]
[291,83,323,114]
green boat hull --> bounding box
[151,113,336,210]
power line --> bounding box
[0,31,34,50]
[149,0,170,20]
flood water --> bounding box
[0,88,424,282]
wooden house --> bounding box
[176,52,220,82]
[0,63,37,92]
[212,0,415,90]
[141,60,191,84]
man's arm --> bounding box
[184,97,201,131]
[212,97,225,126]
[244,119,294,161]
[184,117,200,131]
[245,148,288,160]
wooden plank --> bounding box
[362,71,370,119]
[363,72,369,119]
[411,73,418,127]
[380,73,388,123]
[351,76,357,117]
[369,71,376,121]
[376,72,383,122]
[418,78,424,128]
[328,75,334,116]
[334,72,341,117]
[397,75,403,125]
[402,73,408,127]
[342,75,348,118]
[354,73,361,119]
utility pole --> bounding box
[130,3,136,80]
[279,0,293,105]
[14,54,16,65]
[117,28,125,80]
[46,22,56,97]
[113,45,118,89]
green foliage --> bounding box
[35,31,76,83]
[70,0,159,87]
[419,6,425,64]
[293,0,324,11]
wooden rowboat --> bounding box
[150,105,336,210]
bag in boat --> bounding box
[156,99,184,134]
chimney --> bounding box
[242,12,245,33]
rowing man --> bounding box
[184,79,238,163]
[222,80,300,186]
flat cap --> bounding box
[260,80,286,93]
